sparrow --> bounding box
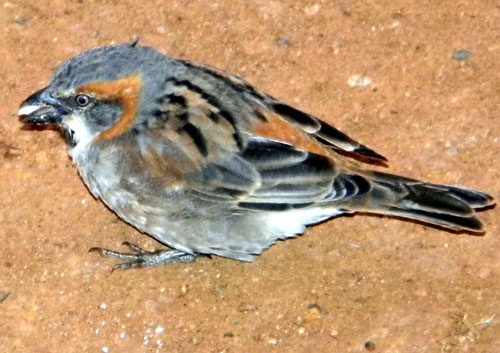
[19,41,494,270]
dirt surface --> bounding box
[1,1,499,352]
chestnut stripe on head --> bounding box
[77,75,143,142]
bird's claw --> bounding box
[89,242,197,271]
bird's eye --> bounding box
[75,94,92,107]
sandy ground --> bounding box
[1,1,499,352]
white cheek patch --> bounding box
[63,113,97,160]
[64,114,95,145]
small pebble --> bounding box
[102,347,109,353]
[155,326,164,334]
[390,20,401,29]
[268,337,278,345]
[156,24,167,34]
[305,307,321,322]
[14,18,28,27]
[347,74,372,87]
[452,50,472,62]
[238,303,258,312]
[304,4,320,16]
[445,147,458,157]
[365,341,376,351]
[0,291,12,303]
[277,37,291,47]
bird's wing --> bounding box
[180,60,387,163]
[138,69,372,208]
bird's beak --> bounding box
[18,87,69,125]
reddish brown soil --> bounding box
[1,1,499,352]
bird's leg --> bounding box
[89,242,197,271]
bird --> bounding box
[18,41,494,270]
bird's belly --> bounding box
[76,158,213,252]
[75,153,344,260]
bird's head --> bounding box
[19,42,170,148]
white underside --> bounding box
[265,207,342,240]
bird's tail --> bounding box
[349,171,495,232]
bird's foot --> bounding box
[89,242,197,271]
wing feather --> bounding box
[178,59,387,163]
[137,66,374,210]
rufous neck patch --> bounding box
[77,74,143,142]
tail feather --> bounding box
[387,206,484,232]
[364,171,494,232]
